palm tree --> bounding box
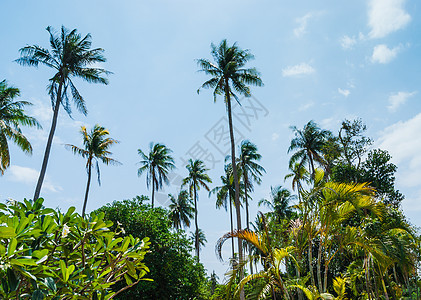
[137,143,175,208]
[0,80,41,174]
[182,159,212,259]
[236,140,265,230]
[190,228,207,256]
[210,164,238,260]
[66,124,120,217]
[197,40,263,277]
[16,26,110,201]
[168,190,194,230]
[284,162,309,197]
[288,120,331,177]
[258,186,295,223]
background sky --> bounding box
[1,0,421,279]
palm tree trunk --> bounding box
[309,153,316,178]
[308,239,316,287]
[33,80,63,201]
[317,237,323,292]
[194,184,199,259]
[225,82,244,300]
[82,157,92,218]
[229,194,235,260]
[244,172,253,275]
[151,170,155,208]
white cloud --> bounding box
[338,88,351,97]
[388,91,417,112]
[368,0,411,39]
[7,165,62,193]
[340,35,357,49]
[272,133,279,141]
[377,113,421,187]
[371,44,400,64]
[298,102,314,111]
[282,63,315,77]
[294,13,313,37]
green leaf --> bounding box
[10,258,38,266]
[32,289,44,300]
[0,227,16,239]
[44,277,56,293]
[7,268,19,292]
[7,238,17,256]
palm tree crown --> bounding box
[66,124,120,217]
[0,80,40,174]
[16,26,110,201]
[168,190,194,230]
[288,120,331,176]
[137,143,175,208]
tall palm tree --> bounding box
[197,40,263,276]
[236,140,265,230]
[288,120,331,177]
[16,26,110,201]
[284,162,309,197]
[66,125,120,217]
[190,228,207,256]
[0,80,41,174]
[210,164,238,260]
[182,159,212,259]
[258,186,295,223]
[168,190,194,230]
[137,143,175,208]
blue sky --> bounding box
[1,0,421,278]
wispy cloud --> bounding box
[368,0,411,39]
[340,35,357,49]
[272,133,279,141]
[377,113,421,188]
[388,91,416,112]
[294,13,313,37]
[371,44,400,64]
[7,165,62,193]
[282,63,315,77]
[338,88,351,97]
[298,102,314,111]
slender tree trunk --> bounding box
[194,183,199,259]
[364,256,373,300]
[82,157,92,218]
[309,153,316,178]
[225,82,244,300]
[229,194,235,260]
[308,239,316,287]
[317,237,323,292]
[151,170,155,208]
[244,172,253,275]
[33,80,63,201]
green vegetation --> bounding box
[0,198,150,299]
[1,26,420,299]
[0,80,40,174]
[96,197,210,299]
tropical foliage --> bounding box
[66,124,120,217]
[0,80,40,174]
[16,25,110,201]
[137,142,175,207]
[0,198,150,299]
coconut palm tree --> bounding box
[197,40,263,278]
[190,228,207,257]
[210,164,237,260]
[182,159,212,259]
[137,143,175,208]
[258,186,295,223]
[0,80,41,174]
[65,124,120,217]
[288,120,331,177]
[284,162,309,197]
[168,190,194,230]
[16,26,110,201]
[236,140,265,230]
